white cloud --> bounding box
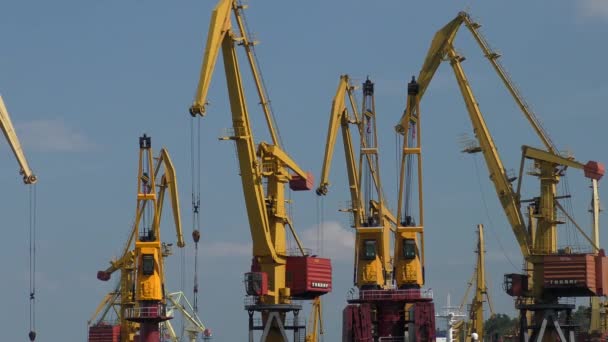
[301,221,355,261]
[16,119,96,152]
[200,241,251,257]
[579,0,608,20]
[196,221,354,261]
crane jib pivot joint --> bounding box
[363,78,374,96]
[408,76,419,96]
[139,134,151,149]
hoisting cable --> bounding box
[404,122,415,222]
[190,116,201,313]
[28,184,37,342]
[471,155,518,271]
[315,196,325,256]
[237,2,284,148]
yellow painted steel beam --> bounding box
[0,95,36,184]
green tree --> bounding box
[571,305,591,332]
[484,313,518,341]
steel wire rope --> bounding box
[238,2,285,148]
[562,175,583,251]
[404,125,415,222]
[472,155,519,271]
[28,184,37,341]
[395,133,401,205]
[315,196,325,257]
[320,196,324,256]
[288,188,294,253]
[190,116,201,314]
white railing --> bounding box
[348,288,433,301]
[125,303,170,320]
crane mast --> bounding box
[190,1,331,340]
[127,135,185,342]
[0,95,36,184]
[412,12,607,341]
[452,225,493,342]
[466,224,490,342]
[317,75,391,289]
[90,135,185,342]
[319,76,435,340]
[395,77,425,289]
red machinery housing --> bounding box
[244,272,269,296]
[289,172,315,191]
[504,251,608,298]
[88,324,120,342]
[504,273,529,297]
[286,256,332,299]
[343,304,373,342]
[543,251,608,296]
[343,290,435,341]
[248,256,332,299]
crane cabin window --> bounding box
[362,240,377,260]
[403,239,416,259]
[142,254,155,275]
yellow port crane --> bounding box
[406,11,606,341]
[317,75,392,289]
[305,297,323,342]
[455,224,493,342]
[190,1,331,340]
[0,95,36,184]
[395,76,426,290]
[90,135,184,342]
[321,75,434,340]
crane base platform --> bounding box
[516,302,577,342]
[245,301,305,342]
[344,289,435,341]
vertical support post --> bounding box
[293,310,300,342]
[248,311,254,342]
[519,308,528,342]
[592,179,600,247]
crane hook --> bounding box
[28,330,36,341]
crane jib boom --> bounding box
[447,47,531,258]
[396,11,556,155]
[317,75,395,289]
[156,148,185,248]
[397,13,533,257]
[0,95,36,184]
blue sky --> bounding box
[1,0,608,341]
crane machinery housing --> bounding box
[403,11,607,341]
[318,75,435,341]
[88,135,198,342]
[189,0,331,340]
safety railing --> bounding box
[244,295,259,307]
[348,288,433,301]
[125,303,170,320]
